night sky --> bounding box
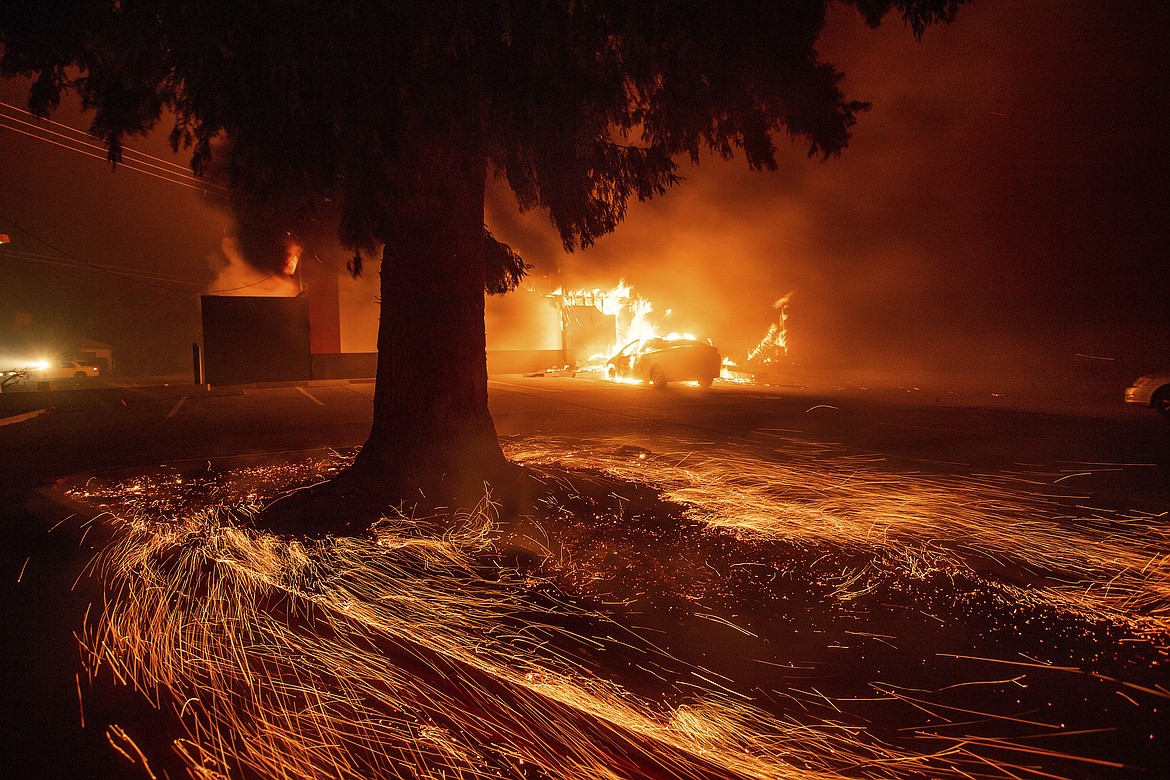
[2,0,1167,381]
[490,0,1170,383]
[0,77,231,373]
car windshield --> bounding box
[615,340,640,357]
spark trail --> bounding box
[67,435,1167,779]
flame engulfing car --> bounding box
[605,337,721,389]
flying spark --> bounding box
[64,436,1167,779]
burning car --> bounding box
[605,337,721,389]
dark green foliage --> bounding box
[843,0,965,38]
[0,1,965,259]
[483,228,530,295]
[1,1,966,499]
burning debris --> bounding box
[746,291,794,366]
[555,282,798,386]
[74,462,919,780]
[64,438,1169,780]
[557,282,709,382]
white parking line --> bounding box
[166,396,188,418]
[488,379,564,394]
[0,409,47,427]
[297,386,326,406]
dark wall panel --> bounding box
[310,352,377,380]
[201,295,311,385]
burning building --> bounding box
[199,212,760,388]
[200,236,566,385]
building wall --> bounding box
[200,295,312,385]
[200,277,569,384]
[485,288,562,353]
[302,255,342,354]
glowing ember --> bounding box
[64,437,1167,779]
[510,437,1170,641]
[75,490,905,779]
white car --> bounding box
[30,359,102,381]
[1125,371,1170,417]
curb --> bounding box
[0,408,48,428]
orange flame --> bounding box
[746,291,794,365]
[208,236,300,297]
[560,281,700,364]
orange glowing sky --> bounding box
[487,0,1169,378]
[1,0,1167,378]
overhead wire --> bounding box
[0,102,229,199]
[0,213,282,295]
[0,99,227,187]
[0,246,205,288]
[0,100,204,174]
[0,102,290,294]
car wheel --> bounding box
[1154,386,1170,418]
[73,371,88,380]
[697,374,714,389]
[649,365,667,389]
[605,363,617,381]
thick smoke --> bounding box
[198,134,380,349]
[199,136,305,297]
[486,0,1170,394]
[207,234,299,297]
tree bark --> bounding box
[347,112,511,504]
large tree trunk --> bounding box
[347,114,511,504]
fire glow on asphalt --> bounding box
[66,437,1168,779]
[513,437,1170,641]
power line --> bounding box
[0,99,202,176]
[0,102,229,198]
[0,118,228,198]
[0,99,225,185]
[0,104,298,295]
[0,112,223,194]
[0,215,203,293]
[0,247,206,288]
[0,212,282,294]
